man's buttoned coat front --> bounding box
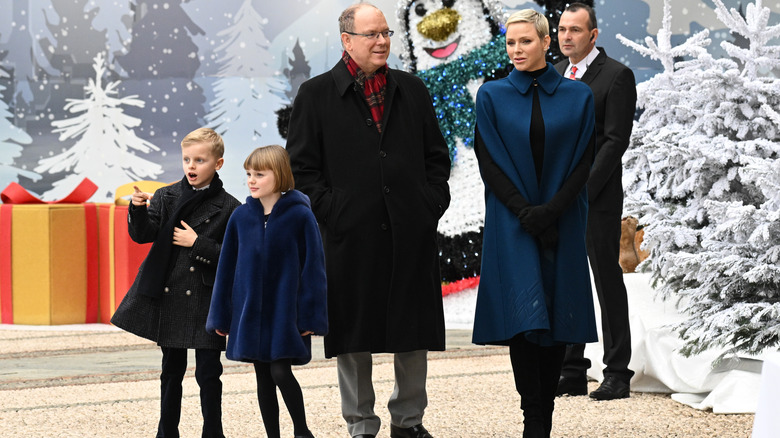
[286,61,451,358]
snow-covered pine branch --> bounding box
[713,0,780,78]
[616,0,710,74]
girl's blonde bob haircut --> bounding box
[505,9,550,40]
[243,145,295,193]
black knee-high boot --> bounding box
[539,344,566,437]
[510,335,566,438]
[509,335,546,438]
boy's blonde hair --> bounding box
[244,145,295,193]
[181,127,225,159]
[506,9,550,40]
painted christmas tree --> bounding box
[117,0,206,151]
[275,39,311,140]
[35,53,162,202]
[2,1,57,131]
[617,0,780,358]
[40,0,108,74]
[204,0,287,197]
[0,72,40,189]
[283,39,311,102]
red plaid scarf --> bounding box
[343,51,387,133]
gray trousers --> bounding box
[337,350,428,436]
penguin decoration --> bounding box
[397,0,510,295]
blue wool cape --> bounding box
[206,190,327,365]
[472,64,598,347]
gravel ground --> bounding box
[0,327,755,437]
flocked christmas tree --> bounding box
[204,0,287,197]
[617,0,780,359]
[35,53,162,202]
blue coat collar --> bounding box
[244,189,311,218]
[507,62,562,96]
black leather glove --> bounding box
[519,205,556,236]
[536,226,559,250]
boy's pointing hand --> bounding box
[131,185,153,206]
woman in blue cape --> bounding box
[472,9,598,438]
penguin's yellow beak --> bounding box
[417,8,461,42]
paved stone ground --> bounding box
[0,326,754,437]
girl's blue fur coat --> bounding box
[206,190,327,365]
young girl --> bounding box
[206,145,327,438]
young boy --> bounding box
[111,127,241,438]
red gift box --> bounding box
[97,181,166,322]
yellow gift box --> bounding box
[0,179,99,325]
[0,204,99,325]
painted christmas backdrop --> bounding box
[1,0,779,358]
[2,0,772,199]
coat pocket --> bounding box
[421,184,444,220]
[326,188,347,235]
[201,270,216,287]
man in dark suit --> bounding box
[554,2,637,401]
[286,3,450,437]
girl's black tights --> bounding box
[253,359,310,438]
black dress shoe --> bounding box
[589,376,630,400]
[390,424,433,438]
[555,375,588,396]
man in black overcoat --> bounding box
[285,3,451,437]
[554,2,638,401]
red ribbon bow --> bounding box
[1,178,98,204]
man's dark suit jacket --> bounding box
[555,48,638,382]
[555,48,636,212]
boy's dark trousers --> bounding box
[157,347,225,438]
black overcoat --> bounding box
[111,180,241,350]
[286,61,451,358]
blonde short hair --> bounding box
[505,9,549,40]
[243,145,295,193]
[181,127,225,159]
